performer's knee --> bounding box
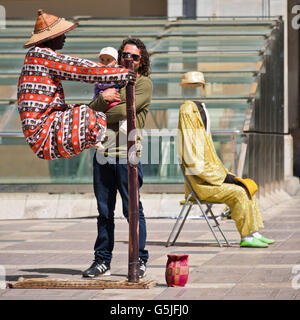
[233,186,249,202]
[229,187,250,221]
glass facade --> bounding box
[0,16,284,193]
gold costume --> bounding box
[177,100,263,238]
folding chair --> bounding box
[166,164,231,247]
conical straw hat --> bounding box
[180,71,206,87]
[24,9,78,48]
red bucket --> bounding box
[165,254,189,287]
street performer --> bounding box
[178,71,275,248]
[17,9,134,160]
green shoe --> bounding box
[240,238,268,248]
[258,236,275,244]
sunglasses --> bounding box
[122,52,141,62]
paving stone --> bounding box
[238,267,294,283]
[155,287,229,300]
[1,195,300,300]
[189,266,252,283]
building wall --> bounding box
[1,0,284,19]
[288,0,300,177]
[130,0,167,16]
[196,0,284,17]
[1,0,167,18]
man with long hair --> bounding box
[83,38,152,278]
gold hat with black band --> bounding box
[24,9,78,48]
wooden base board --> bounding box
[7,277,157,290]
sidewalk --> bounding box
[0,190,300,301]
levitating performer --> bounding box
[17,9,134,160]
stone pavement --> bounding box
[0,191,300,302]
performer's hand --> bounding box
[102,88,120,103]
[224,174,237,184]
[128,70,136,85]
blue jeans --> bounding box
[92,154,149,264]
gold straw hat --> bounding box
[179,71,206,87]
[24,9,78,48]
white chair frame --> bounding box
[166,164,231,247]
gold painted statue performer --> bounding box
[177,72,274,248]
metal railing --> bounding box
[0,129,244,186]
[142,128,243,176]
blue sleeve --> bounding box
[93,84,101,100]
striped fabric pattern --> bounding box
[17,46,128,160]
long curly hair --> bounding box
[118,38,151,77]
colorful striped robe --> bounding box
[17,46,128,160]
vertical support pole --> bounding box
[230,133,237,175]
[125,57,139,283]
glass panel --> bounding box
[153,36,265,52]
[0,99,249,132]
[0,39,28,54]
[1,23,166,37]
[0,135,246,188]
[0,105,21,132]
[1,52,257,75]
[0,73,256,100]
[141,132,242,184]
[151,73,255,99]
[74,19,169,26]
[0,38,156,54]
[0,55,25,73]
[151,53,260,72]
[0,76,18,100]
[0,135,94,184]
[172,19,275,24]
[5,20,35,27]
[167,25,272,36]
[63,39,156,53]
[71,27,164,37]
[145,100,248,131]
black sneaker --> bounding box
[139,258,147,278]
[82,259,111,278]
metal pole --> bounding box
[125,56,139,283]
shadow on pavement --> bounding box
[20,268,82,276]
[6,274,48,281]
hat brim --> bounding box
[180,82,206,87]
[235,177,258,199]
[24,19,78,48]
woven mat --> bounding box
[7,277,157,289]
